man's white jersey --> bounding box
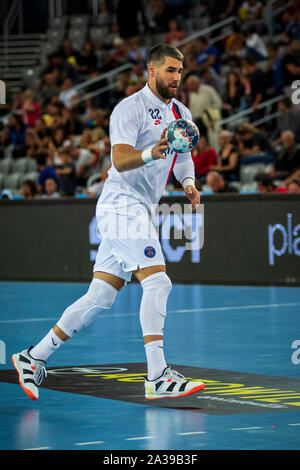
[97,84,195,211]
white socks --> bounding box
[145,339,167,381]
[30,329,64,362]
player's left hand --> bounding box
[184,185,200,211]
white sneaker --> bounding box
[11,347,47,401]
[145,367,205,400]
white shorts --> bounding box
[93,202,165,282]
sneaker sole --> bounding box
[145,383,205,400]
[11,355,38,401]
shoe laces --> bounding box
[165,368,186,383]
[33,363,47,386]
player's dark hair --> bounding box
[147,43,184,67]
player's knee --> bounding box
[139,272,172,337]
[141,271,172,317]
[57,278,118,336]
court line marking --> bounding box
[125,436,154,441]
[75,441,105,446]
[177,431,206,435]
[1,303,299,324]
[231,427,263,431]
[20,423,300,449]
[23,446,52,450]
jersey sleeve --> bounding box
[172,104,196,184]
[109,98,141,148]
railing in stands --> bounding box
[214,94,285,149]
[3,0,23,71]
[175,16,237,47]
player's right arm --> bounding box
[113,129,168,173]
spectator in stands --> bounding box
[50,51,80,85]
[107,37,128,67]
[254,172,288,193]
[0,114,28,159]
[20,90,41,128]
[55,149,77,197]
[235,123,275,159]
[224,26,246,58]
[116,0,149,40]
[282,38,300,87]
[238,0,264,24]
[191,135,218,183]
[269,130,300,181]
[127,36,147,67]
[25,118,51,157]
[244,25,268,61]
[222,70,247,115]
[210,130,240,181]
[60,107,83,138]
[241,56,264,113]
[281,11,300,44]
[195,37,221,75]
[164,18,184,46]
[265,41,285,97]
[145,0,169,33]
[58,40,81,68]
[184,74,223,121]
[93,135,112,173]
[58,78,78,111]
[200,67,225,97]
[42,101,62,128]
[130,61,148,88]
[37,71,60,106]
[68,144,94,187]
[48,126,72,167]
[42,178,60,199]
[78,129,95,153]
[206,170,239,193]
[110,70,131,106]
[272,97,300,146]
[286,178,300,193]
[95,1,111,27]
[83,169,109,198]
[76,40,98,77]
[207,0,238,23]
[36,153,59,195]
[21,179,39,199]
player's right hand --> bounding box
[151,129,169,160]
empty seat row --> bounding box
[0,171,39,191]
[0,157,37,175]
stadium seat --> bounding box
[11,157,29,174]
[70,15,89,28]
[240,163,274,184]
[26,158,38,172]
[21,171,39,184]
[0,158,13,175]
[3,173,22,190]
[68,27,86,44]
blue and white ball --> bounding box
[166,118,200,153]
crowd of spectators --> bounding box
[1,0,300,200]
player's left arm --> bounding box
[173,152,200,211]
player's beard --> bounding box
[155,75,177,101]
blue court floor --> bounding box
[0,281,300,451]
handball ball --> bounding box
[166,118,200,153]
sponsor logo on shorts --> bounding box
[144,246,156,258]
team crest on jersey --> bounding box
[144,246,156,258]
